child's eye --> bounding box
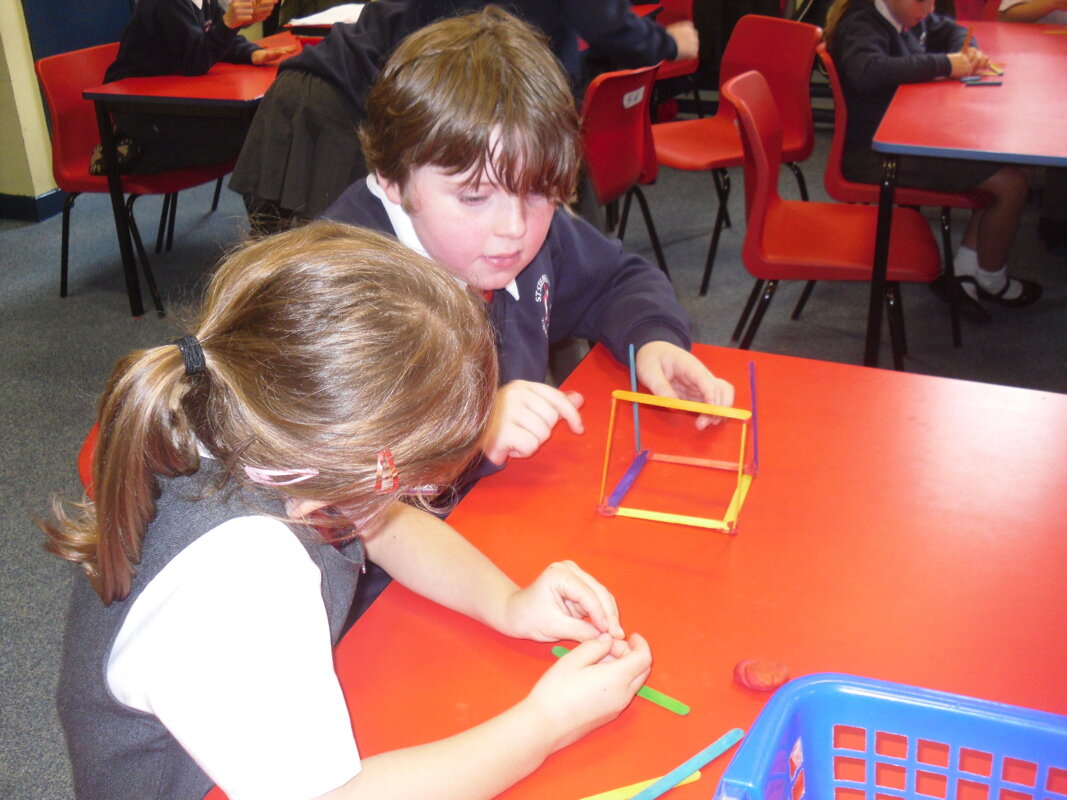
[460,194,487,205]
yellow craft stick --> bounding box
[578,770,701,800]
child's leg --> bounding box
[954,166,1040,305]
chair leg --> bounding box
[732,279,765,341]
[60,192,78,298]
[786,162,809,201]
[698,170,732,296]
[155,194,172,254]
[630,187,669,278]
[791,280,818,320]
[126,195,165,317]
[605,198,619,233]
[739,279,779,350]
[211,176,224,212]
[938,206,963,348]
[884,282,907,371]
[166,191,178,252]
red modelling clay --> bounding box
[733,659,790,691]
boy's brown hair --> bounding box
[360,5,581,204]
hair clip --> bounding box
[375,449,399,493]
[244,466,320,486]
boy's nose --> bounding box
[494,196,528,238]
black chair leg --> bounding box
[631,187,669,278]
[699,170,732,296]
[791,280,818,320]
[155,194,172,254]
[739,279,779,350]
[127,195,165,317]
[938,206,963,347]
[166,191,178,252]
[786,162,809,201]
[884,282,907,371]
[211,176,224,212]
[60,192,78,298]
[732,279,765,341]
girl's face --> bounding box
[887,0,936,29]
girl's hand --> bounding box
[223,0,255,28]
[500,561,625,642]
[948,51,978,78]
[635,341,735,429]
[251,45,296,66]
[523,633,652,752]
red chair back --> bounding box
[719,15,821,162]
[34,43,119,194]
[580,63,661,206]
[657,0,694,26]
[981,0,1002,20]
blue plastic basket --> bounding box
[716,674,1067,800]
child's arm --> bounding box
[316,632,652,800]
[836,11,958,93]
[999,0,1067,20]
[365,503,623,641]
[482,380,585,465]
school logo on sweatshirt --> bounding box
[533,274,551,337]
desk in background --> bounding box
[330,344,1067,799]
[866,21,1067,367]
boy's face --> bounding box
[887,0,935,29]
[378,163,556,291]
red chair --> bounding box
[581,63,669,276]
[35,43,234,315]
[981,0,1003,20]
[817,43,993,344]
[651,0,703,119]
[721,70,941,370]
[652,15,822,295]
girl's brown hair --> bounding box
[360,5,582,204]
[43,221,498,605]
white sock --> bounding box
[953,246,979,277]
[976,266,1025,300]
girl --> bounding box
[43,221,651,800]
[825,0,1041,317]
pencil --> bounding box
[960,26,974,52]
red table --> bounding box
[322,344,1067,799]
[865,21,1067,367]
[82,33,298,317]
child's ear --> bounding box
[377,172,405,207]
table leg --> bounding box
[94,101,144,318]
[864,154,897,368]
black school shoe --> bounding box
[929,275,991,323]
[974,276,1043,308]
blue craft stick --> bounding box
[966,80,1002,86]
[961,75,983,83]
[628,343,642,452]
[629,728,745,800]
[748,361,760,476]
[606,449,649,509]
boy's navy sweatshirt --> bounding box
[831,1,966,157]
[106,0,258,82]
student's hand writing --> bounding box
[948,50,979,78]
[483,381,584,465]
[635,341,735,429]
[523,633,652,752]
[501,561,625,642]
[966,46,992,71]
[666,21,700,61]
[251,45,297,66]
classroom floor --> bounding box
[1,116,1064,798]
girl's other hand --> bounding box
[524,632,652,752]
[223,0,254,28]
[251,45,297,66]
[501,561,625,642]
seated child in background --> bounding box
[44,220,651,800]
[825,0,1041,318]
[998,0,1067,22]
[98,0,294,174]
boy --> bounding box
[324,7,734,481]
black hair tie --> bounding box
[174,335,206,376]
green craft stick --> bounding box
[551,645,691,715]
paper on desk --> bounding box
[288,3,365,26]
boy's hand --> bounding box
[948,50,979,78]
[223,0,255,28]
[635,341,735,429]
[666,21,700,61]
[483,381,584,465]
[500,561,625,642]
[524,633,652,752]
[251,45,296,65]
[250,0,278,24]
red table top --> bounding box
[83,33,299,107]
[874,21,1067,167]
[325,345,1067,799]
